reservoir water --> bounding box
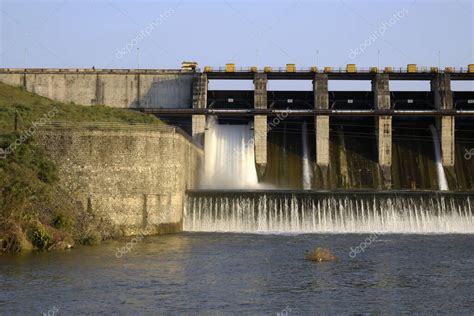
[1,233,474,314]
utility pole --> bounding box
[137,47,140,69]
[377,50,380,69]
[24,49,28,68]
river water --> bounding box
[1,233,473,314]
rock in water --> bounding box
[305,247,337,262]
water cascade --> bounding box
[200,118,260,189]
[429,125,449,191]
[184,192,473,234]
[301,122,312,189]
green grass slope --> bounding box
[0,83,163,253]
[0,82,163,134]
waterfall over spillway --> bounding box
[184,192,474,234]
[430,125,449,191]
[301,122,312,190]
[200,118,260,189]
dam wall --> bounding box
[35,126,203,236]
[0,69,194,108]
[261,118,474,191]
[2,66,472,192]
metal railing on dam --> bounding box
[205,66,474,74]
[2,65,473,80]
[203,66,474,80]
[137,108,474,117]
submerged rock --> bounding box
[305,247,337,262]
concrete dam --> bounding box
[1,64,473,234]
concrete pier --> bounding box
[192,73,208,144]
[372,74,392,188]
[431,74,455,166]
[254,73,268,178]
[314,74,330,188]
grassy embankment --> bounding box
[0,82,163,253]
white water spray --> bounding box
[184,194,474,234]
[301,122,312,189]
[200,117,260,189]
[429,125,449,191]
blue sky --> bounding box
[0,0,473,90]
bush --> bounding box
[81,231,101,246]
[0,224,33,253]
[30,224,52,251]
[52,213,73,229]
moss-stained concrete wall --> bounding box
[0,69,194,108]
[35,128,202,236]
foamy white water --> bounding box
[301,122,312,190]
[430,125,449,191]
[184,194,474,234]
[200,118,260,189]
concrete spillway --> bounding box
[200,118,260,189]
[429,125,449,191]
[184,191,474,234]
[301,122,312,189]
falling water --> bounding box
[301,122,312,190]
[200,117,260,189]
[184,193,474,234]
[429,125,449,191]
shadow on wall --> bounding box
[135,76,193,109]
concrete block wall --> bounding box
[0,69,194,109]
[254,73,268,178]
[35,128,203,236]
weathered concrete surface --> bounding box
[440,116,455,166]
[35,128,202,236]
[431,74,455,166]
[372,74,392,189]
[254,73,268,178]
[254,116,268,178]
[192,73,208,144]
[313,74,329,165]
[313,74,329,188]
[0,69,194,108]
